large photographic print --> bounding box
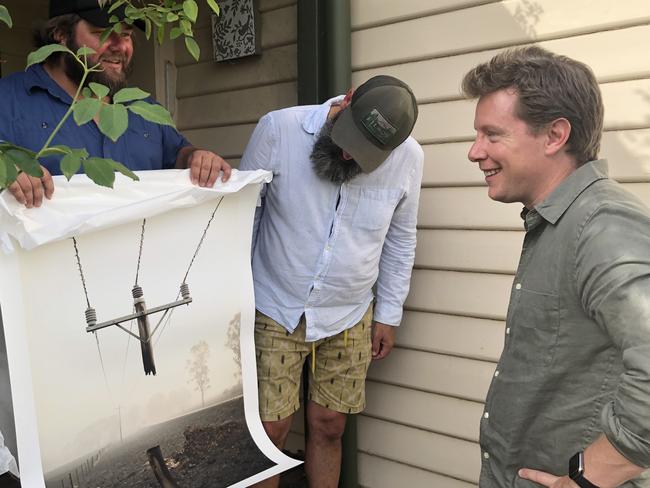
[0,171,300,487]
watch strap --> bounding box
[572,474,600,488]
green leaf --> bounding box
[76,46,96,57]
[184,36,200,62]
[99,26,114,44]
[0,5,13,28]
[0,153,18,187]
[109,14,119,23]
[38,145,73,157]
[0,142,33,153]
[0,154,8,188]
[182,0,198,22]
[127,101,174,126]
[108,0,126,14]
[110,160,139,181]
[82,87,93,98]
[26,44,70,69]
[83,157,115,188]
[60,149,88,180]
[180,19,193,36]
[5,149,43,177]
[98,103,129,141]
[73,97,102,125]
[113,87,150,104]
[89,82,110,99]
[206,0,220,16]
[5,154,18,183]
[170,26,183,40]
[156,23,165,45]
[144,17,152,39]
[166,12,179,22]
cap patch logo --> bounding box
[361,109,396,145]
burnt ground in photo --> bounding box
[46,396,280,488]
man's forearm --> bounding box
[584,434,645,487]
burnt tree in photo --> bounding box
[186,341,211,408]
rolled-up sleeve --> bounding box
[373,141,423,326]
[576,200,650,468]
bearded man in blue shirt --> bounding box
[0,0,231,209]
[240,75,424,487]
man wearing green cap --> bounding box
[0,0,231,208]
[240,75,423,487]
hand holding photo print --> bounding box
[0,169,300,487]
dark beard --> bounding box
[63,40,132,97]
[310,118,363,184]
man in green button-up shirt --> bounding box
[462,46,650,487]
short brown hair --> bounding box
[461,46,603,164]
[33,14,81,48]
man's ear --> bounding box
[52,27,67,45]
[545,118,571,156]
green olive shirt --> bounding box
[479,160,650,487]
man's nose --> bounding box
[468,137,486,163]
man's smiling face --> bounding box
[65,19,134,96]
[468,88,551,209]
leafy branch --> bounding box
[99,0,220,61]
[0,1,220,192]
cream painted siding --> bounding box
[351,1,650,486]
[175,0,297,165]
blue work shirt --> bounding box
[240,98,423,342]
[0,64,189,174]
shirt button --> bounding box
[41,122,48,129]
[515,283,522,290]
[144,131,150,138]
[506,327,511,335]
[494,370,500,377]
[483,412,489,419]
[483,452,490,459]
[325,246,331,252]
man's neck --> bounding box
[43,61,80,100]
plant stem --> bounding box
[35,55,98,158]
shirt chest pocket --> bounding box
[352,188,402,231]
[123,126,165,169]
[511,288,560,369]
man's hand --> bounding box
[371,321,396,360]
[518,469,578,487]
[7,166,54,208]
[177,147,232,187]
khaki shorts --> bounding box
[255,306,373,421]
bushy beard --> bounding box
[310,118,363,184]
[63,39,132,97]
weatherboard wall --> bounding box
[174,0,298,167]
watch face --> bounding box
[569,451,585,479]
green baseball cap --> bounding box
[331,75,418,173]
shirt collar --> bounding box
[529,159,610,226]
[302,95,345,135]
[23,63,74,105]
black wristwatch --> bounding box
[569,451,600,488]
